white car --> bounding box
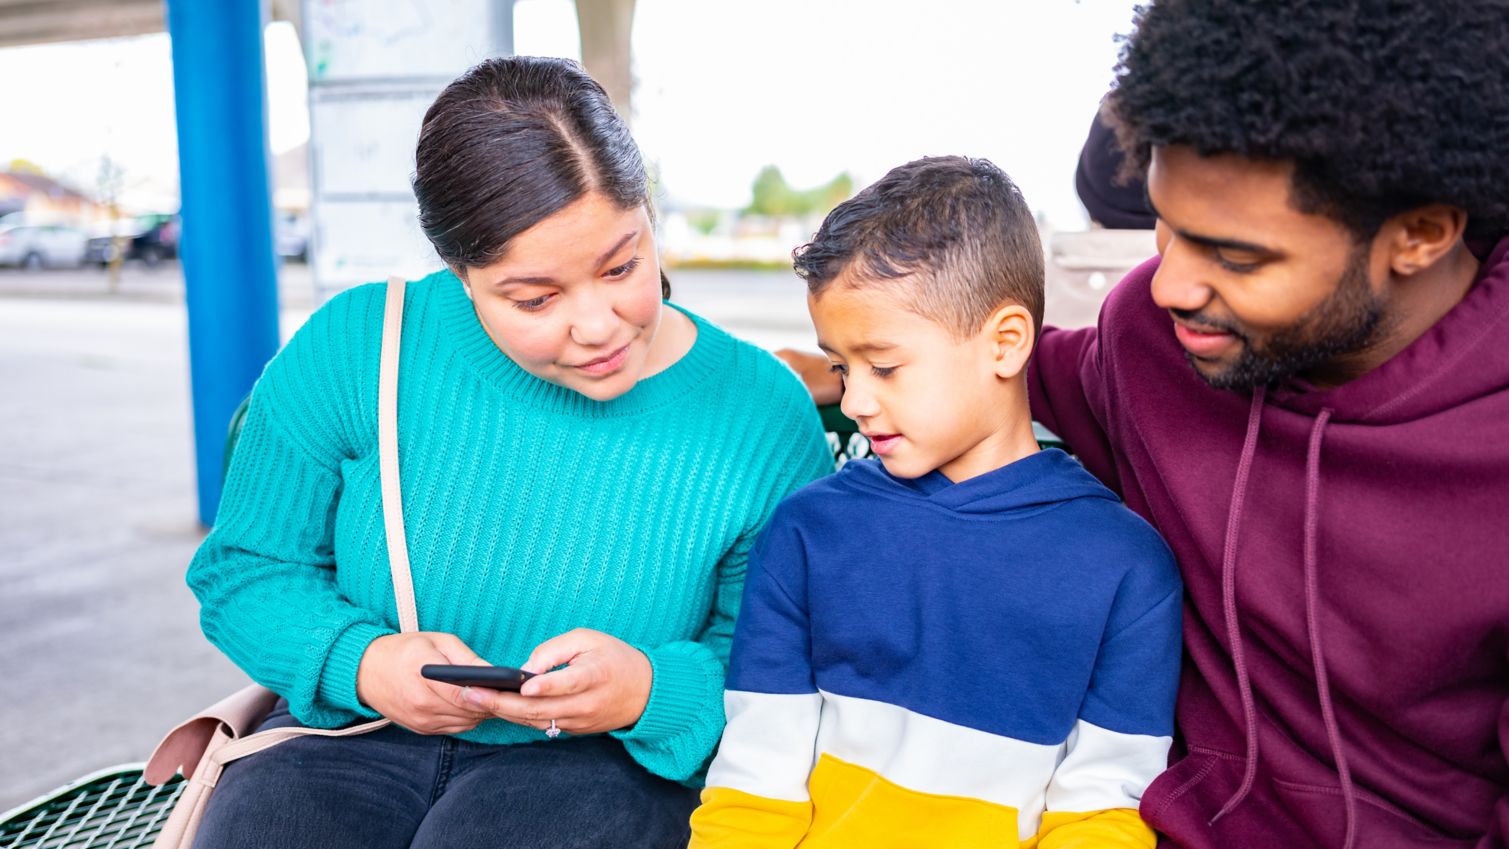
[0,218,89,269]
[275,212,309,262]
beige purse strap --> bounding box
[271,274,417,720]
[381,275,419,633]
[145,278,421,824]
[223,275,419,747]
[197,276,417,763]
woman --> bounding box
[187,56,831,848]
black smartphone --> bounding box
[421,664,536,692]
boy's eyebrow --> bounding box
[816,340,898,356]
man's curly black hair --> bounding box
[1108,0,1509,242]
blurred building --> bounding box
[0,0,162,49]
[0,170,106,224]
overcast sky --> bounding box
[0,0,1139,228]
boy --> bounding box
[689,157,1181,848]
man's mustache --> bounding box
[1171,307,1247,341]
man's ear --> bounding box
[984,303,1035,380]
[1382,204,1467,277]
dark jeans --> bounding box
[192,702,699,849]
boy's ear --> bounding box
[985,303,1035,380]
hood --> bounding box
[837,448,1119,516]
[1267,237,1509,424]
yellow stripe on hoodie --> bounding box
[801,754,1021,848]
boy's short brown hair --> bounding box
[793,156,1044,336]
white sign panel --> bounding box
[313,198,442,286]
[303,0,513,298]
[310,89,433,196]
[306,0,506,83]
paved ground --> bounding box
[0,257,1110,813]
[0,266,302,813]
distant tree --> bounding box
[95,155,124,206]
[746,166,856,218]
[6,158,45,176]
[747,165,801,217]
[686,208,721,235]
[96,155,128,292]
[817,172,854,214]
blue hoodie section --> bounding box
[727,449,1181,745]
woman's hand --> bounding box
[356,632,495,735]
[776,348,843,405]
[462,628,653,736]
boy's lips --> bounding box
[864,432,902,455]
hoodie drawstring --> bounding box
[1209,386,1267,827]
[1303,408,1356,849]
[1208,397,1355,849]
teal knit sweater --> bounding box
[187,269,833,781]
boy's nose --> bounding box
[838,380,877,422]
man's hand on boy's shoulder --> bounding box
[776,349,843,405]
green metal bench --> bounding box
[0,402,1063,847]
[0,768,184,849]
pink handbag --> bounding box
[144,277,418,849]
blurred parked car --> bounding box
[83,233,122,265]
[85,213,180,267]
[129,213,178,266]
[275,211,309,262]
[0,215,88,269]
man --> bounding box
[781,2,1509,845]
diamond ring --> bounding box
[545,719,561,739]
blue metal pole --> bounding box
[165,0,281,526]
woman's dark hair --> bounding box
[413,55,669,297]
[1109,0,1509,242]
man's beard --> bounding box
[1178,244,1388,391]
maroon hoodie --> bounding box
[1028,238,1509,848]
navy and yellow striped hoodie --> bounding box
[690,449,1181,848]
